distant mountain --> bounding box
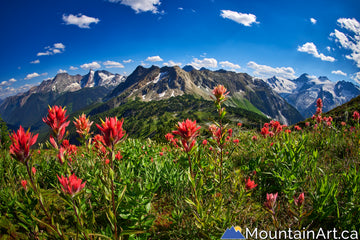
[0,70,125,129]
[265,74,360,118]
[96,65,302,125]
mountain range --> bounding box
[0,65,359,134]
[265,74,360,118]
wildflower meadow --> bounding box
[1,85,360,239]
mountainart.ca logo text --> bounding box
[221,226,359,239]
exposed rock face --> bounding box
[105,65,302,125]
[265,74,360,118]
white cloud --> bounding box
[62,14,100,28]
[103,60,125,68]
[123,59,133,63]
[178,7,183,11]
[108,0,161,14]
[310,18,317,24]
[330,18,360,68]
[146,56,163,62]
[58,69,67,73]
[30,59,40,64]
[190,58,218,69]
[0,83,37,99]
[0,78,16,86]
[331,70,347,76]
[54,43,65,49]
[163,60,182,66]
[297,42,335,62]
[69,66,79,70]
[247,61,296,79]
[37,43,65,57]
[219,61,241,70]
[220,10,259,27]
[351,72,360,84]
[24,72,40,80]
[80,61,101,70]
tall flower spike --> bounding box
[172,119,201,152]
[73,113,93,138]
[264,192,278,214]
[57,173,86,197]
[9,126,38,164]
[245,177,257,190]
[294,192,305,207]
[96,117,125,149]
[43,105,70,143]
[212,85,229,103]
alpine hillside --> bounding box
[96,65,303,125]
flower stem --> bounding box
[26,162,65,239]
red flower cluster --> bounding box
[9,126,38,163]
[43,106,70,147]
[73,113,93,139]
[92,134,107,155]
[260,121,286,138]
[294,192,305,207]
[21,180,27,190]
[96,117,125,149]
[212,85,229,103]
[57,173,86,197]
[172,119,201,153]
[245,177,257,190]
[58,140,78,164]
[353,111,360,121]
[264,192,278,214]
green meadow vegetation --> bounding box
[0,86,359,239]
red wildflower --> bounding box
[245,177,257,190]
[115,151,123,160]
[233,139,239,144]
[57,173,86,197]
[43,106,70,143]
[212,85,229,102]
[202,139,208,146]
[165,133,174,141]
[353,111,360,121]
[237,122,242,127]
[21,180,27,190]
[92,134,107,155]
[32,167,36,175]
[252,135,258,141]
[305,122,310,127]
[341,122,346,126]
[159,152,164,156]
[96,117,125,149]
[294,125,302,131]
[294,192,305,207]
[316,98,323,109]
[105,159,110,165]
[73,113,93,138]
[264,192,278,213]
[9,126,38,163]
[260,126,269,137]
[172,119,201,152]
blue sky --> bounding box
[0,0,359,99]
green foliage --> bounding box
[1,97,360,239]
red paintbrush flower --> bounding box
[264,192,278,214]
[21,180,27,190]
[294,192,305,207]
[73,113,93,138]
[57,173,86,197]
[96,117,125,149]
[353,111,360,121]
[245,177,257,190]
[9,126,38,164]
[212,85,229,103]
[43,105,70,145]
[173,119,201,152]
